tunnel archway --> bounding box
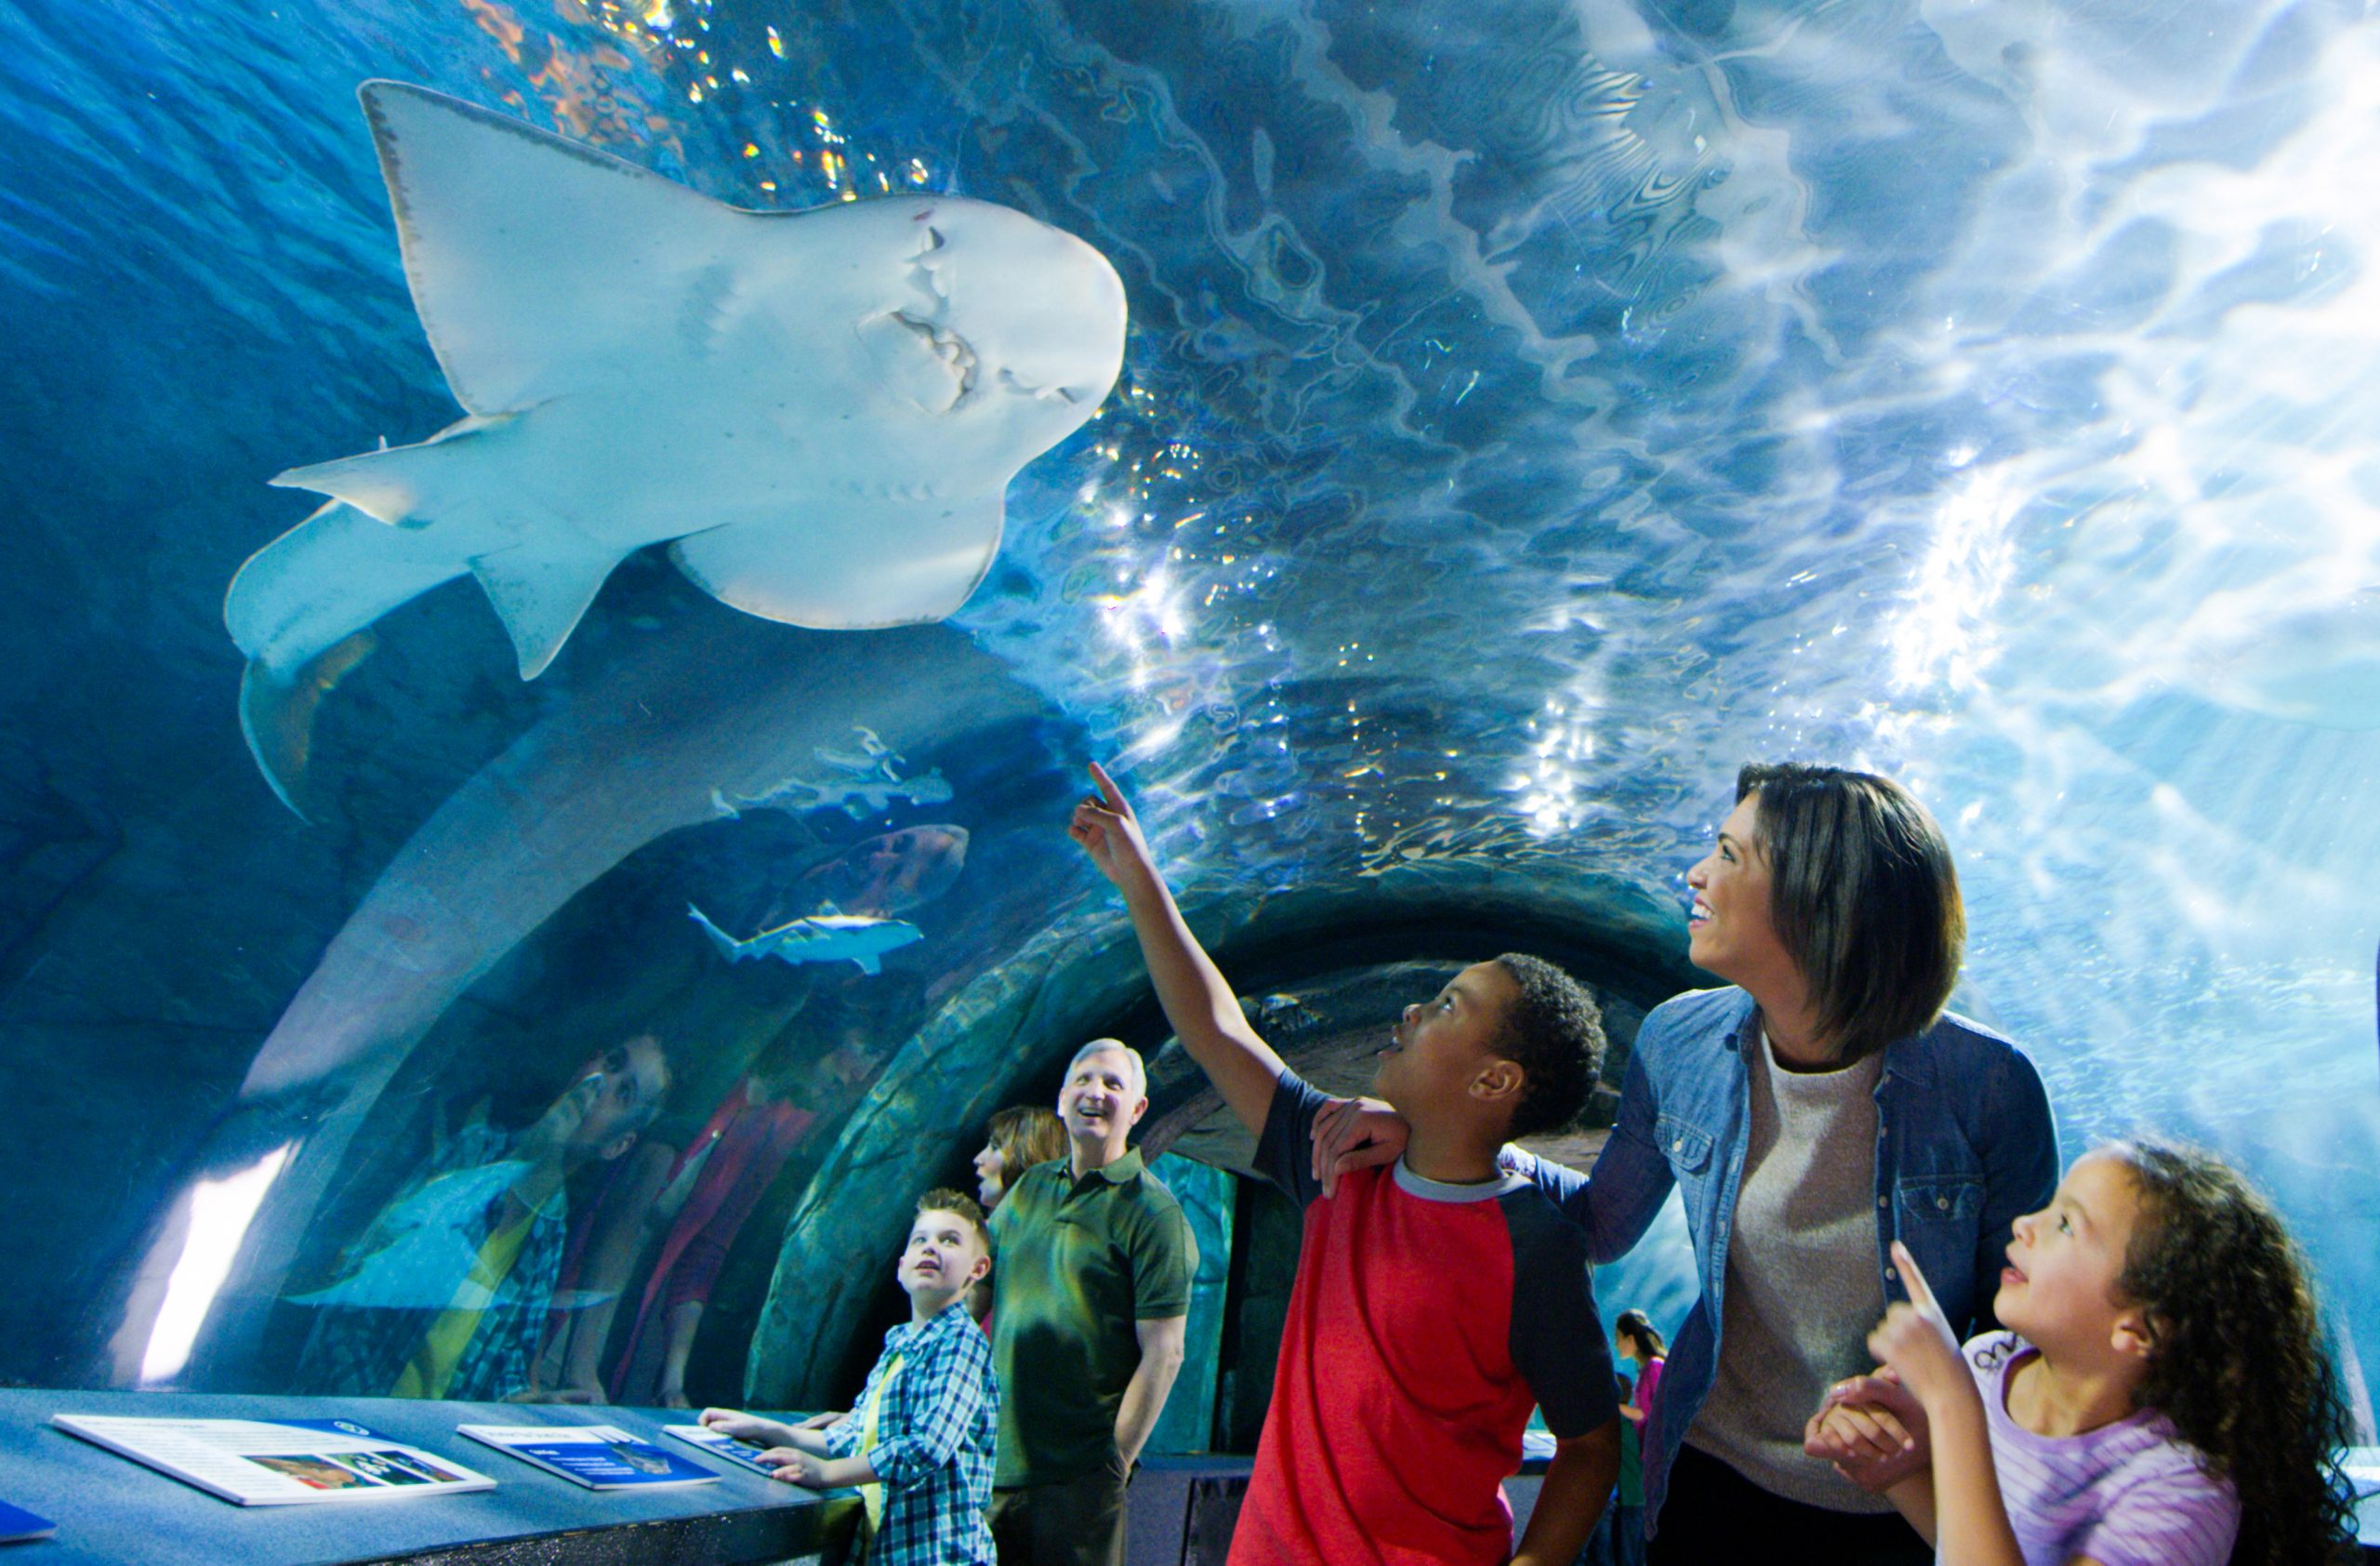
[746,866,1700,1406]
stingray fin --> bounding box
[669,492,1005,630]
[357,81,735,415]
[227,498,470,678]
[687,904,744,962]
[469,544,627,679]
[271,418,507,524]
[237,630,379,819]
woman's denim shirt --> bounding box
[1524,987,2057,1535]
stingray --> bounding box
[226,81,1126,808]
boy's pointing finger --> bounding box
[1087,760,1130,813]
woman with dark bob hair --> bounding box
[1316,763,2059,1565]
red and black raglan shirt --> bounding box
[1232,1068,1620,1566]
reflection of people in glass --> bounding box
[536,995,902,1407]
[611,1055,821,1407]
[536,1044,826,1407]
[291,1036,672,1401]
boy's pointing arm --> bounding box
[1068,763,1286,1137]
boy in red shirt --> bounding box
[1069,764,1620,1566]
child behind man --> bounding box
[704,1188,1000,1566]
[1813,1139,2358,1566]
[1069,763,1621,1566]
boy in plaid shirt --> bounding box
[703,1189,999,1565]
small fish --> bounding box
[687,902,923,975]
[813,725,901,780]
[712,767,955,821]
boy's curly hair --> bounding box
[1489,954,1605,1140]
[2110,1139,2358,1566]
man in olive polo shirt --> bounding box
[987,1038,1194,1566]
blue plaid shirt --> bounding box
[823,1301,998,1566]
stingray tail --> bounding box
[227,498,469,680]
[271,419,619,682]
[226,495,473,814]
[238,630,379,818]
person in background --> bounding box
[985,1033,1195,1566]
[1613,1309,1667,1429]
[968,1105,1066,1323]
[1315,763,2059,1565]
[1811,1140,2359,1566]
[1606,1309,1665,1564]
[973,1105,1068,1210]
[705,1188,1001,1566]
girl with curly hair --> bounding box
[1813,1138,2357,1566]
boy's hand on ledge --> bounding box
[700,1406,798,1448]
[765,1449,873,1489]
[763,1447,829,1485]
[1309,1096,1408,1196]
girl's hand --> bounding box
[1068,763,1157,890]
[1309,1096,1409,1196]
[1865,1242,1969,1411]
[792,1411,844,1431]
[1805,1370,1928,1490]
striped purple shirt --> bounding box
[1966,1332,2239,1566]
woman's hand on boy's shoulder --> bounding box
[1309,1095,1408,1196]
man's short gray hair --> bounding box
[1065,1038,1147,1098]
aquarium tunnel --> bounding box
[2,0,2377,1559]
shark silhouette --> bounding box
[687,903,923,975]
[226,81,1126,807]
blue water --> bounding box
[0,0,2373,1424]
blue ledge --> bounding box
[0,1389,852,1566]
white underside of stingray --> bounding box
[225,81,1126,803]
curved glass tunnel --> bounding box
[1,0,2376,1447]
